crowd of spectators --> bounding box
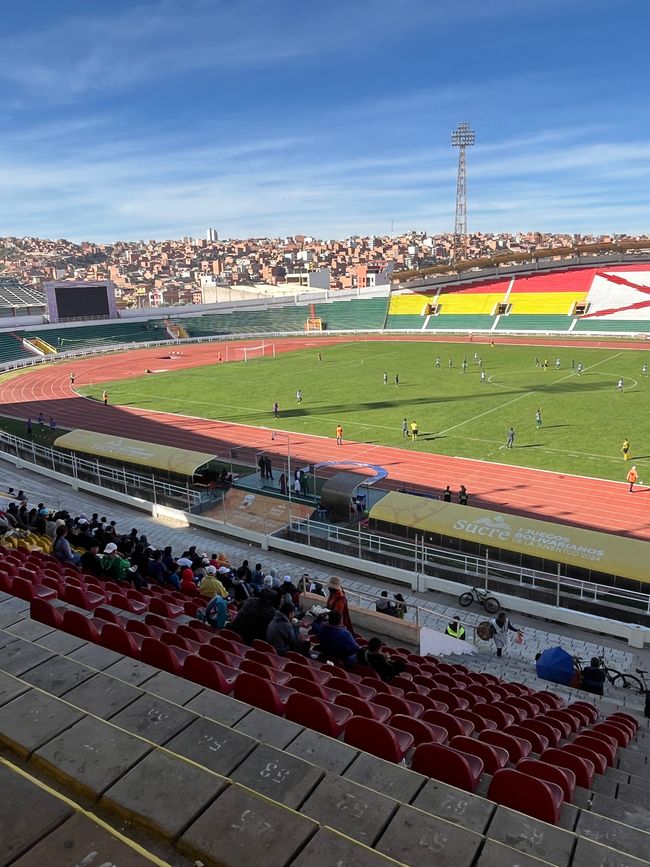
[2,493,413,681]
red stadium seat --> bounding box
[139,637,183,675]
[93,606,126,626]
[517,758,576,803]
[591,722,631,748]
[561,743,606,776]
[240,658,292,686]
[199,644,242,669]
[333,694,391,724]
[531,691,564,710]
[390,715,447,747]
[148,597,184,619]
[479,730,532,763]
[450,735,509,775]
[456,709,496,733]
[61,610,102,643]
[472,702,515,729]
[504,724,548,755]
[251,638,277,654]
[361,678,403,697]
[30,598,64,629]
[233,672,295,715]
[11,577,57,602]
[507,697,541,719]
[404,693,449,714]
[569,701,598,723]
[573,734,616,767]
[519,718,562,749]
[183,655,237,694]
[488,768,563,825]
[284,661,331,684]
[411,742,483,793]
[62,584,105,611]
[287,676,340,703]
[372,693,424,718]
[536,713,572,739]
[99,623,142,658]
[344,717,413,764]
[285,693,352,738]
[328,676,377,701]
[245,649,287,670]
[428,689,469,711]
[422,709,473,738]
[607,712,638,733]
[540,748,594,790]
[108,592,148,615]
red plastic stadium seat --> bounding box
[233,672,295,715]
[603,716,636,739]
[361,678,403,697]
[344,717,413,764]
[540,748,595,790]
[390,715,448,747]
[199,644,242,669]
[284,661,331,684]
[285,693,352,738]
[450,735,508,775]
[479,730,532,763]
[162,632,199,654]
[508,697,541,719]
[372,693,424,718]
[561,743,606,776]
[30,598,64,629]
[99,623,142,658]
[532,691,564,710]
[333,694,391,724]
[519,718,562,748]
[93,606,125,626]
[411,742,484,793]
[251,638,277,654]
[504,724,548,755]
[517,758,576,803]
[472,702,515,729]
[465,685,498,704]
[139,637,183,675]
[127,620,157,639]
[177,624,210,644]
[61,610,102,643]
[145,612,178,633]
[404,694,449,714]
[287,676,340,703]
[569,701,598,723]
[148,597,184,619]
[422,709,473,738]
[496,702,527,724]
[488,768,563,825]
[573,733,617,766]
[328,676,377,701]
[12,576,57,602]
[428,689,469,711]
[183,655,237,694]
[108,592,148,616]
[245,649,287,671]
[591,722,631,748]
[536,713,572,739]
[456,709,496,733]
[62,584,105,611]
[240,658,292,686]
[607,712,638,733]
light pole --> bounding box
[451,121,476,261]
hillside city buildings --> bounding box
[0,231,647,310]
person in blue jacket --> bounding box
[311,609,362,668]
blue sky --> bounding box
[0,0,648,241]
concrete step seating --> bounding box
[0,593,649,867]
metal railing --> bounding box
[287,517,650,620]
[0,430,201,511]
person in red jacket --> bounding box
[326,575,352,631]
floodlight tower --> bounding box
[451,121,476,260]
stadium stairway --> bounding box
[1,570,650,866]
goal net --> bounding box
[231,342,276,362]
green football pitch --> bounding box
[81,341,650,482]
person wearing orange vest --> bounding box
[335,425,343,446]
[627,465,638,492]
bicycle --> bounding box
[612,666,648,694]
[458,586,500,615]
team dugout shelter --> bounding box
[54,429,224,490]
[369,491,649,594]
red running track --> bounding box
[1,335,650,541]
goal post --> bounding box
[232,342,276,362]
